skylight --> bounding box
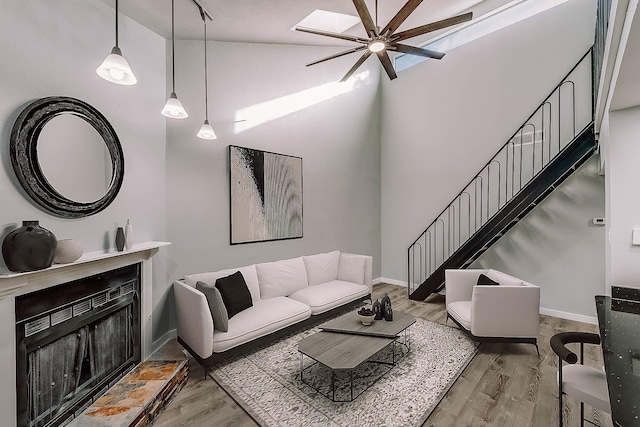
[395,0,571,72]
[291,9,360,33]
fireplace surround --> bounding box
[0,241,169,427]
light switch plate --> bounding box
[633,228,640,245]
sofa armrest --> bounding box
[343,253,373,293]
[173,280,214,359]
[471,284,540,338]
[445,269,489,304]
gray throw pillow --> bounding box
[196,281,229,332]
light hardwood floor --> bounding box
[153,283,612,427]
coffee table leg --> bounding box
[300,353,303,381]
[332,371,336,401]
[350,370,354,401]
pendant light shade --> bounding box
[163,0,188,119]
[197,120,217,139]
[97,0,137,85]
[197,8,216,139]
[162,92,188,119]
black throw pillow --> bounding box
[215,271,253,318]
[476,273,499,286]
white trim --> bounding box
[374,277,407,287]
[151,329,177,355]
[540,307,598,325]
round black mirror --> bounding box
[10,97,124,218]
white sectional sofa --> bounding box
[174,251,372,368]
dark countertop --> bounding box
[595,292,640,427]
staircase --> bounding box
[408,49,597,301]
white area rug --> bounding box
[210,318,477,427]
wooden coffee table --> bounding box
[297,311,415,401]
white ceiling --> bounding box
[102,0,508,47]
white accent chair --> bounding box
[445,269,540,353]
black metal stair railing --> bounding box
[407,49,596,300]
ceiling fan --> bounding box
[296,0,473,82]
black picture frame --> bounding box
[10,96,124,218]
[229,145,303,245]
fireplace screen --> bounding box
[16,264,141,427]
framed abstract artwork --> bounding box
[229,145,303,244]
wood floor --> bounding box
[153,283,612,427]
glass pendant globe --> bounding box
[197,121,217,140]
[161,92,188,119]
[96,47,137,85]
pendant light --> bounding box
[162,0,188,119]
[196,9,217,140]
[97,0,137,85]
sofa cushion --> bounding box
[476,273,499,286]
[215,271,253,318]
[447,301,472,331]
[303,251,340,286]
[184,264,261,303]
[488,269,524,286]
[196,281,229,332]
[288,280,370,315]
[212,297,311,353]
[256,257,308,299]
[337,253,365,284]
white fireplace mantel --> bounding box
[0,241,170,425]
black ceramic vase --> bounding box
[381,293,393,321]
[372,299,383,320]
[2,221,57,272]
[115,227,125,252]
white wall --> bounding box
[607,105,640,289]
[165,41,382,284]
[470,156,605,319]
[380,0,599,316]
[0,1,170,341]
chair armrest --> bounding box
[471,284,540,338]
[173,280,214,359]
[445,269,489,304]
[550,332,601,364]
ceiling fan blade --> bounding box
[391,43,445,59]
[340,51,372,82]
[352,0,378,37]
[295,26,369,44]
[380,0,424,37]
[392,12,473,42]
[306,46,367,67]
[376,51,397,80]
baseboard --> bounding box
[151,329,177,355]
[540,308,598,325]
[374,277,407,287]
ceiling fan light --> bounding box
[162,92,188,119]
[197,120,217,140]
[97,47,137,85]
[368,40,386,53]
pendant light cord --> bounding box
[115,0,119,47]
[375,0,378,28]
[171,0,176,93]
[203,13,209,120]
